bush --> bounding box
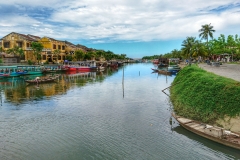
[28,60,33,65]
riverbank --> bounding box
[170,64,240,133]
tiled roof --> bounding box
[1,32,39,41]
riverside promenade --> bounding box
[198,63,240,82]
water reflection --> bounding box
[0,67,120,104]
[172,125,240,158]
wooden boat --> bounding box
[25,75,59,84]
[172,113,240,150]
[151,68,172,75]
[151,68,159,72]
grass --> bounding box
[170,65,240,123]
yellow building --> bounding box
[0,32,40,62]
[39,37,66,63]
[0,32,89,63]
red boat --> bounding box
[64,61,97,72]
[66,66,97,71]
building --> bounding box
[0,32,92,64]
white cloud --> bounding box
[0,0,240,43]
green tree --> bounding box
[74,50,84,61]
[31,42,44,64]
[199,23,215,55]
[192,40,207,58]
[181,37,196,59]
[226,35,237,61]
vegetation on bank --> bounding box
[170,65,240,123]
[142,24,240,61]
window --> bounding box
[62,46,65,50]
[53,44,56,49]
[42,55,46,60]
[58,55,61,60]
[17,42,23,48]
[27,43,30,47]
[58,45,61,50]
[4,42,10,48]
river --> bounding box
[0,63,239,160]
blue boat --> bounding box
[16,65,44,75]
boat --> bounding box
[172,113,240,150]
[17,65,44,75]
[0,73,10,78]
[151,68,159,72]
[151,68,172,75]
[16,70,28,75]
[43,65,68,73]
[0,66,20,77]
[167,65,181,74]
[158,63,168,68]
[152,59,159,64]
[25,75,59,84]
[64,61,97,71]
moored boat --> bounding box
[25,75,59,84]
[64,61,97,72]
[0,73,10,78]
[17,65,44,75]
[172,113,240,150]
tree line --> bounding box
[143,24,240,61]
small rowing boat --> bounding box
[25,75,59,84]
[172,113,240,150]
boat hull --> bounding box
[172,113,240,150]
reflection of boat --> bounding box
[25,75,59,84]
[172,113,240,150]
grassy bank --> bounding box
[170,65,240,124]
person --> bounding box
[35,77,40,83]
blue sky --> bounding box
[0,1,239,58]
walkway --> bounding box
[198,63,240,82]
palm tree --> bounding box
[199,23,215,55]
[192,40,207,58]
[181,37,196,58]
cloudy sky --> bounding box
[0,0,239,58]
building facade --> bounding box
[0,32,88,64]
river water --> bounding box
[0,63,239,160]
